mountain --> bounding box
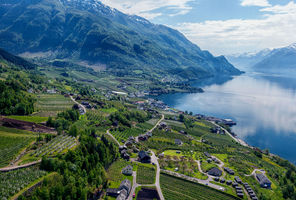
[227,43,296,74]
[226,49,271,70]
[0,48,37,70]
[253,43,296,73]
[0,0,241,80]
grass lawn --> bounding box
[163,150,185,157]
[200,161,219,172]
[6,115,48,123]
[136,164,156,185]
[160,173,239,200]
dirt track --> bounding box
[0,117,57,134]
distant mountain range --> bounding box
[0,0,241,80]
[227,43,296,74]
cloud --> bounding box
[100,0,193,19]
[173,1,296,55]
[240,0,271,7]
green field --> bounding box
[0,166,47,199]
[31,135,78,158]
[107,160,134,188]
[111,127,144,142]
[160,173,239,200]
[6,115,48,123]
[35,94,74,116]
[0,127,35,167]
[136,164,156,185]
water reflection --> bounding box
[158,73,296,163]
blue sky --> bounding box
[101,0,296,55]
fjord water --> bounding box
[158,73,296,164]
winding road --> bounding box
[210,121,249,147]
[70,95,86,115]
[0,160,41,172]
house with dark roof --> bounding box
[207,167,222,177]
[234,176,242,184]
[106,188,120,197]
[175,139,183,146]
[226,180,233,185]
[224,167,235,175]
[256,173,272,188]
[122,165,133,176]
[138,134,148,141]
[119,179,131,195]
[106,179,131,200]
[138,151,151,163]
[204,152,211,158]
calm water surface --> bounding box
[157,73,296,164]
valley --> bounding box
[0,0,295,200]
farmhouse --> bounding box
[224,167,235,175]
[138,134,148,141]
[106,179,131,200]
[122,165,133,176]
[106,188,120,197]
[119,147,130,161]
[138,151,151,163]
[175,139,183,146]
[234,176,242,184]
[207,167,222,177]
[204,152,211,158]
[119,179,131,195]
[256,173,272,188]
[226,180,232,185]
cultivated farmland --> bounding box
[160,173,239,200]
[31,135,78,157]
[0,166,47,199]
[136,164,156,185]
[35,94,74,116]
[0,127,35,168]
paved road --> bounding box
[151,151,165,200]
[150,114,164,132]
[210,121,249,147]
[127,115,165,200]
[128,171,138,200]
[135,114,164,143]
[245,169,266,177]
[0,160,41,172]
[106,130,120,146]
[70,96,86,115]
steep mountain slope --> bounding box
[227,43,296,74]
[0,0,241,80]
[253,43,296,73]
[226,49,271,70]
[0,48,37,70]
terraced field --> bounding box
[160,173,239,200]
[0,127,35,168]
[0,166,47,199]
[35,94,74,116]
[31,135,78,157]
